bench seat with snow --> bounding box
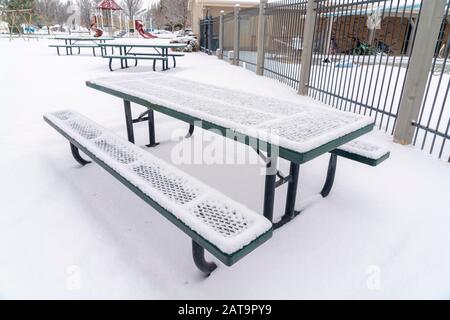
[102,55,169,72]
[319,140,390,198]
[43,110,273,275]
[48,44,100,56]
[126,52,185,68]
[333,140,390,167]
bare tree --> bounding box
[55,0,73,31]
[35,0,57,33]
[151,0,188,31]
[149,1,164,30]
[77,0,93,29]
[164,0,188,30]
[121,0,142,21]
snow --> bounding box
[91,72,374,154]
[337,139,390,160]
[0,39,449,299]
[44,110,272,255]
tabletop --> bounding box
[53,36,115,41]
[98,42,187,48]
[86,73,374,164]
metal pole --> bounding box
[263,149,278,223]
[207,16,213,54]
[324,16,333,56]
[394,0,447,145]
[219,10,224,59]
[123,100,135,143]
[233,4,240,65]
[256,0,267,75]
[297,0,318,95]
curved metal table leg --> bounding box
[135,58,138,67]
[153,60,156,71]
[173,56,176,68]
[56,47,60,56]
[192,240,217,275]
[109,58,114,72]
[320,154,338,198]
[70,143,91,166]
[185,124,194,138]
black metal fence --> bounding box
[263,0,308,88]
[199,16,219,54]
[237,7,259,71]
[413,1,450,160]
[200,0,449,161]
[223,12,234,59]
[308,0,422,135]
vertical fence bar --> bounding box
[233,4,241,65]
[207,16,213,54]
[394,0,447,145]
[298,0,318,95]
[256,0,267,75]
[219,10,224,59]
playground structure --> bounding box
[135,20,157,39]
[0,8,35,41]
[90,16,104,37]
[94,0,126,37]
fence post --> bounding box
[297,0,317,95]
[233,4,240,65]
[207,15,213,54]
[393,0,447,145]
[218,10,224,59]
[256,0,267,75]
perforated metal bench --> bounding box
[102,55,168,72]
[43,110,272,275]
[48,44,99,56]
[126,52,185,68]
[319,139,390,197]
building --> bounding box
[188,0,260,35]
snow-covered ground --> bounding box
[0,38,449,299]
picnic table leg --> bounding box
[274,162,300,229]
[69,40,73,55]
[146,109,159,147]
[109,58,114,71]
[192,240,217,275]
[124,46,129,68]
[120,47,124,69]
[263,149,278,223]
[65,39,69,55]
[186,124,194,138]
[70,143,91,166]
[320,154,338,198]
[123,100,135,143]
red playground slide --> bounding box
[135,20,157,39]
[90,17,103,37]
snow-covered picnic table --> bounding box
[44,72,388,274]
[98,42,187,71]
[86,73,381,225]
[49,36,115,56]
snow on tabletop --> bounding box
[89,73,375,154]
[336,139,390,160]
[44,110,272,255]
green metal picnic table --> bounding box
[98,42,187,71]
[85,73,384,230]
[51,35,115,56]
